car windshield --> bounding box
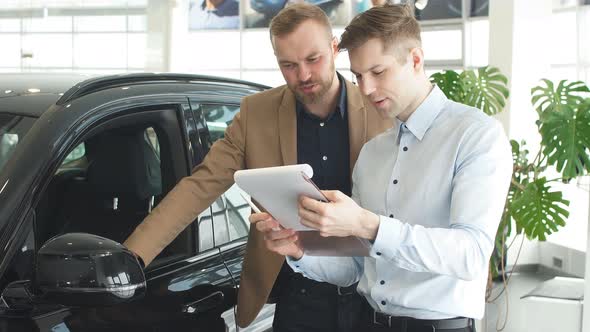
[0,113,36,176]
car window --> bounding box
[198,206,215,251]
[198,185,250,252]
[145,127,160,157]
[35,121,187,264]
[191,103,249,250]
[201,104,240,144]
[0,114,36,175]
[62,143,85,164]
[209,184,251,248]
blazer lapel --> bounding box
[278,87,298,166]
[345,79,367,173]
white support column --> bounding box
[583,196,590,332]
[146,0,174,72]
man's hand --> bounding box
[298,190,380,240]
[249,212,304,260]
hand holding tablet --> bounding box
[234,164,370,256]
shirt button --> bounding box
[322,156,327,161]
[393,179,398,184]
[403,146,408,151]
[380,280,385,285]
[389,214,394,218]
[381,300,386,305]
[301,288,306,294]
[376,252,382,256]
[320,122,325,127]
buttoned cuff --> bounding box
[286,254,318,278]
[370,215,403,259]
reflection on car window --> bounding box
[0,114,35,174]
[0,133,18,169]
[202,104,240,143]
[145,127,160,157]
[199,184,250,251]
[198,207,215,252]
[211,185,250,246]
[62,143,86,164]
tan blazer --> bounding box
[123,78,390,327]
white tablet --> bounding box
[234,164,370,256]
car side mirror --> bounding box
[1,280,35,312]
[35,233,146,307]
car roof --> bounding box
[0,73,269,118]
[0,73,91,117]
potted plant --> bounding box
[430,67,590,287]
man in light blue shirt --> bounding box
[252,4,513,332]
[188,0,239,30]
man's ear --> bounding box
[331,36,339,56]
[409,47,425,72]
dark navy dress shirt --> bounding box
[296,73,351,196]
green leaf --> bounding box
[510,139,530,171]
[511,178,569,241]
[538,97,590,178]
[531,79,589,118]
[460,66,510,115]
[429,70,465,103]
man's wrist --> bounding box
[357,209,380,241]
[289,250,304,261]
[131,251,145,269]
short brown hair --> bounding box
[339,4,421,63]
[269,3,333,45]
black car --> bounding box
[0,73,274,331]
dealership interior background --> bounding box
[1,0,590,331]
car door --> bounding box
[189,100,275,331]
[0,99,235,332]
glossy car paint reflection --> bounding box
[36,233,146,302]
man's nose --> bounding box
[297,64,311,82]
[360,79,375,96]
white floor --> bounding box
[481,271,563,332]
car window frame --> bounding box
[188,101,251,252]
[31,103,196,269]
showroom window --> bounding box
[540,0,590,251]
[549,2,590,83]
[417,0,490,75]
[0,0,146,73]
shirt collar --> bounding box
[399,85,447,141]
[296,72,347,121]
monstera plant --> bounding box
[430,67,590,283]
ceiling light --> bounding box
[415,0,428,10]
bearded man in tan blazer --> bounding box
[124,3,390,332]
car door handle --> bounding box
[182,291,224,314]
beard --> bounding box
[290,61,336,105]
